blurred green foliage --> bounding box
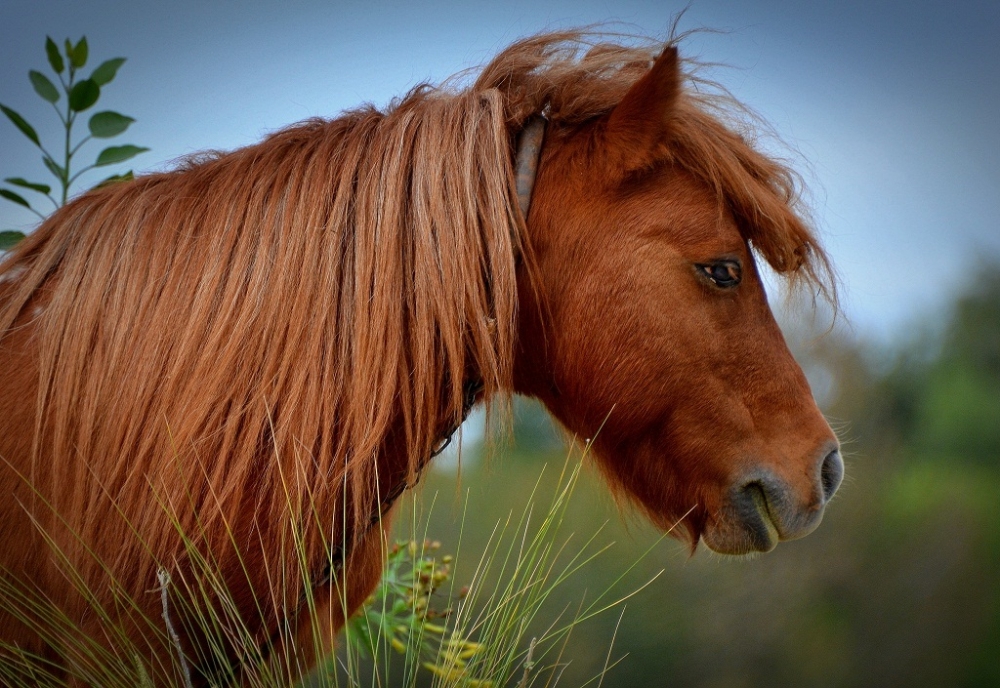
[872,262,1000,464]
[401,261,1000,688]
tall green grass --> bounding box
[1,443,665,687]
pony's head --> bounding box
[509,45,841,554]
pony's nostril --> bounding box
[820,448,844,502]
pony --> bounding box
[0,29,842,686]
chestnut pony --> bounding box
[0,31,841,685]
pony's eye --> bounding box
[698,260,742,288]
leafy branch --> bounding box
[345,539,490,685]
[1,36,148,250]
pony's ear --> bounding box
[603,46,681,174]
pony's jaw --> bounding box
[580,426,841,556]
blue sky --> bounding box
[2,0,998,342]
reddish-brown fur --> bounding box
[0,31,838,685]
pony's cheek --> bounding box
[539,276,696,435]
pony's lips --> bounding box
[700,476,830,555]
[743,483,781,551]
[700,483,782,555]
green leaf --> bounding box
[93,170,134,189]
[29,70,60,103]
[95,145,149,167]
[43,156,66,183]
[5,178,51,195]
[69,79,100,112]
[45,37,65,74]
[70,37,88,68]
[0,189,31,209]
[90,58,125,87]
[88,111,134,138]
[0,231,27,251]
[0,104,40,147]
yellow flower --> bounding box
[439,651,467,669]
[423,661,463,680]
[458,645,483,660]
[445,638,482,653]
[422,662,493,687]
